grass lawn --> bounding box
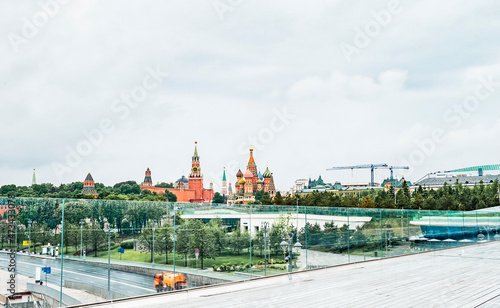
[87,247,284,270]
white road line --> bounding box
[14,260,153,292]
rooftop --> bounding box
[416,174,500,187]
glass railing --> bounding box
[1,197,500,305]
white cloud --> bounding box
[1,1,500,190]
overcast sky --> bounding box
[1,1,500,192]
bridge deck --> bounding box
[73,241,500,308]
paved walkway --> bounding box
[70,240,500,307]
[296,248,376,270]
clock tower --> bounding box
[189,141,203,200]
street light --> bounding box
[261,222,270,276]
[152,222,157,267]
[103,223,113,300]
[172,204,176,283]
[28,219,32,255]
[80,220,84,259]
[280,232,302,279]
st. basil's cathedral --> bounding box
[226,147,276,204]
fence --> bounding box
[2,197,500,305]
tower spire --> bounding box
[193,141,199,159]
[221,167,228,195]
[31,169,36,186]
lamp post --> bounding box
[59,199,65,308]
[173,205,176,282]
[280,232,302,279]
[152,222,156,267]
[261,222,270,276]
[28,219,32,255]
[80,220,84,259]
[103,223,112,300]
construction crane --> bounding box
[327,164,388,187]
[389,166,409,180]
[327,164,410,187]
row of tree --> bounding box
[261,180,500,211]
[3,179,498,212]
[0,181,177,202]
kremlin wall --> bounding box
[80,142,277,204]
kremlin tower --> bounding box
[82,173,99,198]
[140,142,214,203]
[142,167,153,188]
[221,167,228,196]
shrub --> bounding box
[120,240,134,249]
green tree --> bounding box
[261,192,273,205]
[212,192,224,204]
[230,226,247,255]
[88,220,106,257]
[412,193,424,210]
[176,223,192,267]
[360,195,375,208]
[163,190,177,202]
[158,223,174,264]
[156,182,174,188]
[274,191,284,205]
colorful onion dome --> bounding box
[238,178,246,185]
[236,169,243,178]
[263,166,272,178]
[244,168,253,178]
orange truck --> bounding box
[154,272,187,292]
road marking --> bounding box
[11,259,153,292]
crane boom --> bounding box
[327,164,389,187]
[327,164,409,186]
[389,166,410,180]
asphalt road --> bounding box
[0,252,155,298]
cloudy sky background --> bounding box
[1,1,500,191]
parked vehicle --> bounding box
[154,272,187,292]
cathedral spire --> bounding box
[247,146,256,168]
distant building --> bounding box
[308,176,325,188]
[382,177,412,191]
[415,174,500,190]
[293,179,308,193]
[140,142,214,203]
[82,173,98,198]
[413,164,500,190]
